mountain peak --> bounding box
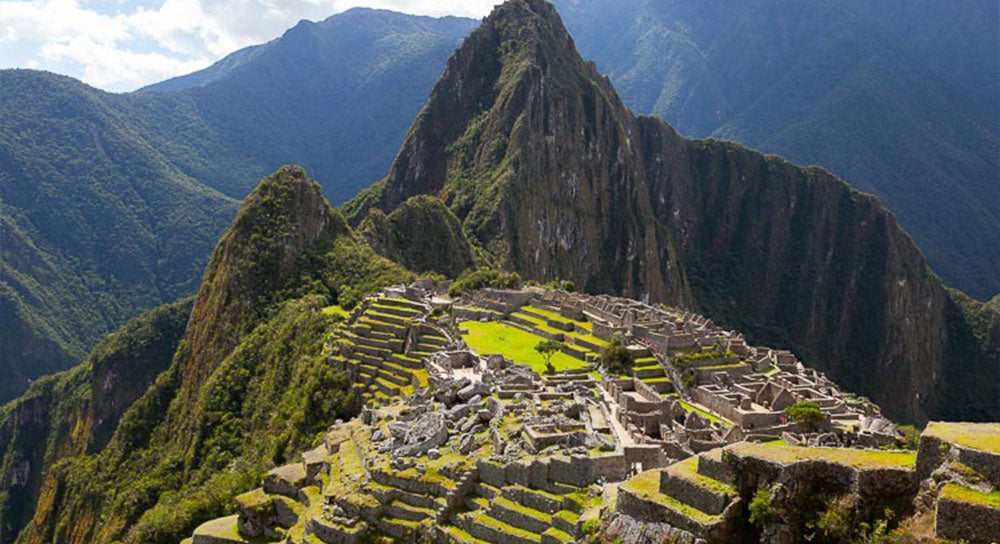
[178,165,343,392]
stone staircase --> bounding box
[617,448,739,541]
[440,482,586,544]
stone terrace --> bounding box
[182,283,967,544]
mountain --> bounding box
[128,8,477,203]
[551,0,1000,300]
[0,70,237,404]
[6,166,412,543]
[346,0,999,424]
[2,1,997,541]
[0,297,192,539]
[0,9,473,404]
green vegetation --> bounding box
[680,369,696,389]
[322,305,349,318]
[671,350,737,369]
[940,483,1000,508]
[358,195,475,277]
[0,70,237,405]
[3,166,407,544]
[449,267,521,296]
[748,486,775,526]
[784,401,826,429]
[460,321,587,374]
[561,0,999,299]
[667,457,735,495]
[0,298,194,539]
[678,400,732,427]
[598,335,633,376]
[619,470,723,525]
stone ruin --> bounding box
[182,283,997,544]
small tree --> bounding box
[599,335,633,376]
[535,339,564,375]
[784,401,825,429]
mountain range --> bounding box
[1,1,996,541]
[3,2,997,410]
[0,10,474,404]
[553,0,999,300]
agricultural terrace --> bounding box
[459,320,589,374]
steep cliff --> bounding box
[347,0,997,423]
[0,298,191,541]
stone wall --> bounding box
[935,493,1000,544]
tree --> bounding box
[784,401,825,429]
[599,335,633,376]
[535,339,564,375]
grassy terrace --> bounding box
[923,422,1000,453]
[666,457,735,495]
[620,470,723,524]
[322,304,349,318]
[460,321,589,374]
[512,309,608,347]
[193,514,274,543]
[678,400,732,427]
[729,442,917,469]
[940,483,1000,507]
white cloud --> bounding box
[0,0,501,91]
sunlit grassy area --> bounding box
[322,304,349,318]
[620,470,723,523]
[459,320,589,374]
[940,483,1000,507]
[923,422,1000,453]
[729,442,917,468]
[679,400,732,427]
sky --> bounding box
[0,0,500,92]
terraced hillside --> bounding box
[179,283,999,544]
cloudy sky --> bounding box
[0,0,500,92]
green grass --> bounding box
[495,497,551,522]
[940,483,1000,508]
[459,321,589,374]
[322,305,349,318]
[619,470,723,524]
[923,422,1000,453]
[193,514,276,543]
[678,400,732,427]
[666,457,735,495]
[729,442,917,468]
[471,512,541,541]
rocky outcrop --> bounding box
[346,0,998,423]
[358,195,475,277]
[0,298,191,542]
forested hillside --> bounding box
[554,0,1000,299]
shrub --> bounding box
[582,518,600,535]
[748,486,776,526]
[784,401,825,428]
[599,335,633,376]
[542,279,576,292]
[448,266,521,296]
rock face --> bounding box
[0,298,192,542]
[346,0,999,423]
